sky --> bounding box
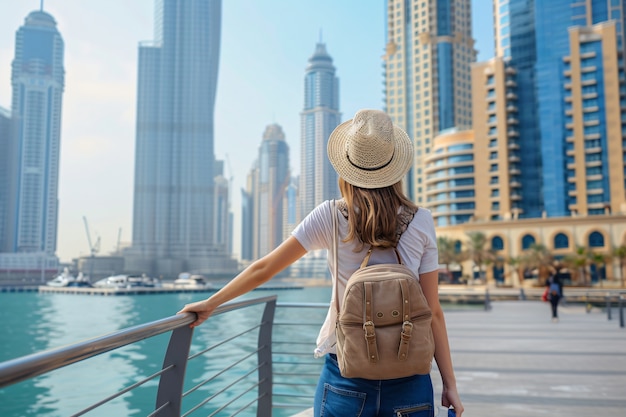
[0,0,494,263]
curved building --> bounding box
[127,0,236,277]
[425,129,476,227]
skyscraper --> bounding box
[299,42,341,218]
[127,0,236,277]
[0,107,12,251]
[5,9,64,255]
[383,0,476,203]
[252,124,290,258]
[492,0,626,218]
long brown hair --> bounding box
[339,177,418,251]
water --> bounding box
[0,285,333,417]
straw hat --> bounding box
[327,109,413,189]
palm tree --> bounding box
[505,256,523,287]
[437,236,456,276]
[588,251,609,287]
[465,232,492,283]
[564,246,590,286]
[613,245,626,288]
[522,243,553,284]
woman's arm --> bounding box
[420,270,464,416]
[178,236,307,327]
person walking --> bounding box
[179,109,464,417]
[546,267,564,322]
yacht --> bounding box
[173,273,212,289]
[47,268,91,287]
[93,274,161,289]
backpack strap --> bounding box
[360,206,417,268]
[331,200,340,314]
[363,282,379,363]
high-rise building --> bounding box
[489,0,626,218]
[299,42,341,218]
[251,124,290,258]
[383,0,476,203]
[0,107,12,251]
[126,0,237,277]
[5,9,64,255]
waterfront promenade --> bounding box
[295,299,626,417]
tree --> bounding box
[505,256,523,287]
[465,232,493,283]
[522,243,553,283]
[437,236,456,275]
[613,245,626,288]
[564,246,590,286]
[588,251,609,287]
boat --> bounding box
[93,274,161,289]
[173,272,212,289]
[47,268,92,287]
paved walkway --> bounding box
[437,301,626,417]
[292,300,626,417]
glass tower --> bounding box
[299,42,341,218]
[129,0,227,276]
[254,124,290,258]
[384,0,476,203]
[7,10,64,255]
[497,0,626,217]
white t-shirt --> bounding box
[291,199,439,357]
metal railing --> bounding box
[591,291,626,327]
[0,295,326,417]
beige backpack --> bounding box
[331,200,435,380]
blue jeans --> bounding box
[314,354,434,417]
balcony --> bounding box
[508,155,521,163]
[507,142,520,150]
[506,92,518,100]
[509,167,521,175]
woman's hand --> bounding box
[442,384,464,416]
[178,299,216,328]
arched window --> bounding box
[521,234,535,250]
[589,231,604,247]
[454,240,462,253]
[491,236,504,251]
[554,233,569,249]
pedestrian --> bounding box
[546,267,564,322]
[178,109,464,417]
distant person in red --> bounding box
[545,266,564,322]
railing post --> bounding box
[606,293,612,321]
[257,299,276,417]
[519,288,526,301]
[619,295,625,329]
[484,288,491,311]
[155,320,194,417]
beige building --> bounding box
[383,0,476,204]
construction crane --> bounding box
[82,216,100,257]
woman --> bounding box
[546,267,564,322]
[179,109,464,417]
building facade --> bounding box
[6,10,64,256]
[126,0,237,278]
[0,107,12,252]
[383,0,476,202]
[252,124,290,259]
[299,42,341,218]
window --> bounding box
[588,231,604,247]
[491,236,504,251]
[521,234,535,250]
[554,233,569,249]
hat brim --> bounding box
[327,118,413,189]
